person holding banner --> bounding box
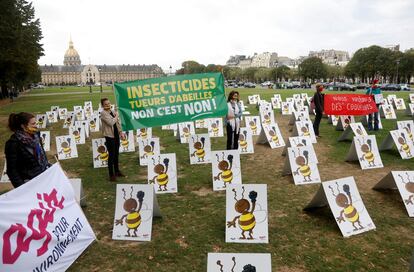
[5,112,51,188]
[225,91,242,149]
[366,79,382,131]
[312,83,325,138]
[100,98,125,181]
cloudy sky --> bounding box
[33,0,414,71]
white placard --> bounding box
[195,119,209,129]
[212,150,242,191]
[257,124,285,149]
[225,184,268,243]
[271,97,281,109]
[58,108,67,120]
[238,128,254,154]
[112,184,161,241]
[282,136,316,158]
[336,116,355,131]
[189,134,212,164]
[148,153,177,194]
[119,130,136,153]
[69,125,86,145]
[75,120,90,139]
[387,94,397,104]
[36,114,47,129]
[286,147,321,185]
[207,253,271,272]
[136,127,153,142]
[207,118,224,137]
[75,109,85,121]
[88,115,100,133]
[247,95,259,105]
[338,122,367,142]
[138,138,161,166]
[389,130,414,159]
[294,121,317,143]
[396,120,414,143]
[46,111,58,124]
[177,122,195,143]
[394,98,406,110]
[259,109,276,126]
[345,135,383,169]
[380,104,397,119]
[328,115,339,126]
[281,102,294,115]
[244,116,261,135]
[39,131,51,152]
[63,112,75,128]
[92,138,109,168]
[56,135,78,160]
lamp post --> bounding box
[98,67,103,93]
[396,59,400,84]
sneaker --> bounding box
[109,176,117,182]
[115,172,125,177]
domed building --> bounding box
[40,38,164,85]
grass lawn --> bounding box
[0,87,414,271]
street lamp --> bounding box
[396,59,400,84]
[98,67,103,93]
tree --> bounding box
[175,61,206,75]
[0,0,43,99]
[270,65,291,82]
[298,57,327,82]
[254,67,271,82]
[242,67,257,82]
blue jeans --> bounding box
[367,104,380,130]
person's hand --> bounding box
[120,132,126,140]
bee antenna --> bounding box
[216,154,220,162]
[401,133,406,141]
[216,260,224,272]
[122,188,127,200]
[357,139,362,146]
[130,186,133,198]
[152,157,156,164]
[231,256,236,272]
[232,188,238,201]
[242,186,245,199]
[398,174,406,184]
[158,156,161,164]
[328,185,336,196]
[407,172,411,183]
[222,152,225,161]
[336,182,341,194]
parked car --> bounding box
[244,82,256,88]
[400,84,411,91]
[355,83,369,90]
[261,81,273,87]
[328,82,356,91]
[381,84,401,91]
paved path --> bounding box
[22,90,113,97]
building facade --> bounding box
[40,39,164,85]
[308,49,350,66]
[250,52,278,68]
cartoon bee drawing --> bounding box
[76,110,83,120]
[268,126,280,146]
[355,125,364,136]
[329,183,364,231]
[197,119,205,128]
[248,118,258,135]
[358,138,375,167]
[191,136,206,162]
[72,127,82,143]
[214,153,234,187]
[385,107,393,118]
[403,124,413,142]
[397,133,412,157]
[85,106,92,117]
[94,139,109,166]
[149,157,170,191]
[138,128,148,140]
[210,120,220,136]
[292,138,307,147]
[343,116,351,129]
[398,173,414,205]
[238,131,248,153]
[292,149,312,182]
[89,117,97,130]
[115,187,145,237]
[300,123,310,137]
[182,124,191,139]
[47,113,54,123]
[216,256,256,272]
[121,131,130,151]
[40,133,47,146]
[141,140,155,159]
[227,187,257,240]
[58,137,72,158]
[37,116,44,127]
[282,104,290,114]
[64,116,72,127]
[263,113,271,125]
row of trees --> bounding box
[0,0,43,99]
[176,46,414,84]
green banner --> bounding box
[114,73,228,130]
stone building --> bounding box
[250,52,278,68]
[308,49,350,66]
[40,39,164,85]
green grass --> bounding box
[27,85,113,94]
[1,87,414,271]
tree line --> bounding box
[0,0,43,99]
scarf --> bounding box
[227,101,241,132]
[15,130,49,171]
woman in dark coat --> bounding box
[5,112,50,188]
[312,83,325,138]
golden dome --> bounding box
[63,37,81,66]
[64,39,80,58]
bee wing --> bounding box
[140,209,154,223]
[167,170,177,181]
[253,206,268,224]
[231,166,241,179]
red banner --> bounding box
[324,94,378,116]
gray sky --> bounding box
[34,0,414,71]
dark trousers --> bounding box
[105,136,120,177]
[367,104,380,130]
[226,124,240,150]
[313,110,322,136]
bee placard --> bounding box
[73,105,82,112]
[138,138,161,166]
[410,94,414,103]
[328,115,339,126]
[195,119,209,129]
[207,118,224,138]
[112,184,161,241]
[212,150,242,191]
[284,147,321,185]
[92,138,109,168]
[46,111,58,124]
[238,128,254,154]
[323,177,376,237]
[379,130,414,159]
[161,123,178,130]
[88,115,100,133]
[75,108,85,121]
[394,98,406,110]
[247,95,260,105]
[289,111,310,125]
[239,100,248,112]
[63,112,75,128]
[225,184,268,243]
[346,135,383,169]
[257,123,285,149]
[406,103,414,116]
[301,93,309,100]
[259,109,276,126]
[281,101,294,115]
[380,104,397,119]
[84,105,93,119]
[75,120,90,138]
[337,122,367,142]
[396,120,414,143]
[56,135,78,160]
[36,114,47,129]
[207,253,271,272]
[136,127,153,142]
[336,115,355,131]
[50,105,59,112]
[244,116,261,136]
[147,153,178,194]
[271,97,282,109]
[189,134,212,164]
[39,131,51,152]
[373,171,414,217]
[177,122,195,143]
[282,136,315,158]
[58,108,67,120]
[293,121,317,143]
[1,161,10,183]
[69,125,86,145]
[119,130,136,153]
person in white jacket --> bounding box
[225,91,243,149]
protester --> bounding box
[100,98,125,181]
[366,79,382,131]
[5,112,51,188]
[312,83,325,138]
[225,90,243,149]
